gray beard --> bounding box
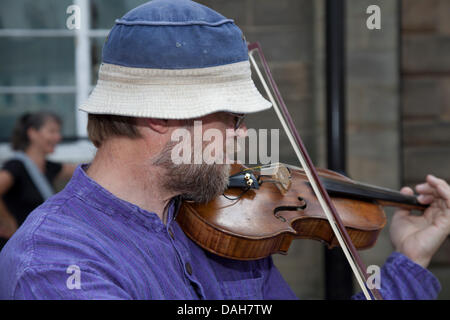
[152,139,230,204]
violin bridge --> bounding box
[248,163,292,194]
[271,164,292,195]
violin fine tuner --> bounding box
[227,170,259,189]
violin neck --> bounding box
[320,177,428,211]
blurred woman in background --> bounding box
[0,111,77,250]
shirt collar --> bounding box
[66,164,177,232]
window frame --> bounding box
[0,0,110,163]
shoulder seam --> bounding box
[11,195,75,298]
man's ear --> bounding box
[142,118,169,134]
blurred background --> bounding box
[0,0,449,299]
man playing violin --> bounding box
[0,0,449,300]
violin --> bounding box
[177,163,427,261]
[176,42,421,300]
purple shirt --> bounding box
[0,165,441,299]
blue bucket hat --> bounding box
[79,0,271,119]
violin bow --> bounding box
[247,42,382,300]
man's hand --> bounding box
[390,175,450,268]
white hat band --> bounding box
[79,60,272,119]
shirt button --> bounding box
[168,228,175,239]
[185,262,193,276]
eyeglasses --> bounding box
[229,112,246,130]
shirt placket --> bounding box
[166,219,206,299]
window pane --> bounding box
[0,37,75,86]
[0,0,73,29]
[0,94,76,141]
[91,0,148,29]
[91,37,106,85]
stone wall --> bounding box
[401,0,450,299]
[345,0,401,295]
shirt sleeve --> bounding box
[13,264,133,300]
[352,252,441,300]
[2,159,24,182]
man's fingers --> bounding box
[400,186,414,195]
[415,175,450,207]
[418,194,435,204]
[415,183,435,195]
[415,176,447,197]
[427,175,450,202]
[399,186,432,204]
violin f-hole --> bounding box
[274,199,307,222]
[297,196,307,209]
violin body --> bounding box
[176,164,388,260]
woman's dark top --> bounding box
[1,159,62,226]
